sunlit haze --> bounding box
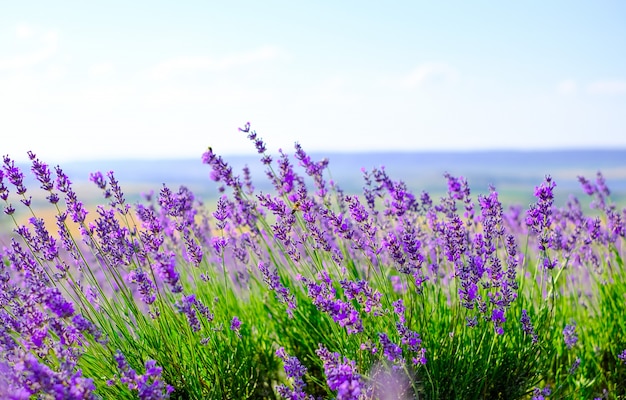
[2,2,626,162]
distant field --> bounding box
[4,149,625,236]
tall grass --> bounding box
[1,124,624,399]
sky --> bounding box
[1,1,626,162]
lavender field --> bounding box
[1,124,625,399]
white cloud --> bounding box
[149,45,284,79]
[557,79,577,95]
[587,80,626,95]
[16,24,35,39]
[89,62,115,77]
[0,29,58,70]
[398,62,458,88]
[306,77,359,106]
[45,65,65,81]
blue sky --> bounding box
[1,1,625,162]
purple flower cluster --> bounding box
[6,353,96,400]
[300,272,363,334]
[110,351,173,400]
[532,385,551,400]
[0,232,108,399]
[340,279,382,314]
[316,345,363,400]
[3,126,626,398]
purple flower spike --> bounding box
[258,262,297,318]
[4,204,15,215]
[90,171,109,192]
[532,386,552,400]
[245,127,267,154]
[44,287,75,318]
[127,268,157,305]
[0,169,9,201]
[491,307,506,335]
[3,155,27,195]
[175,294,201,332]
[444,173,464,201]
[563,323,578,349]
[183,230,203,267]
[238,121,251,133]
[230,316,242,336]
[578,175,596,196]
[568,357,581,375]
[618,349,626,365]
[28,152,55,194]
[378,333,403,363]
[275,347,313,400]
[520,309,538,344]
[213,196,229,229]
[201,147,242,193]
[55,166,88,224]
[107,171,125,204]
[596,171,610,196]
[153,251,182,293]
[526,175,556,235]
[294,142,328,198]
[396,322,427,365]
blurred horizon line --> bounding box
[11,147,626,164]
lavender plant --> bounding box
[0,125,624,399]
